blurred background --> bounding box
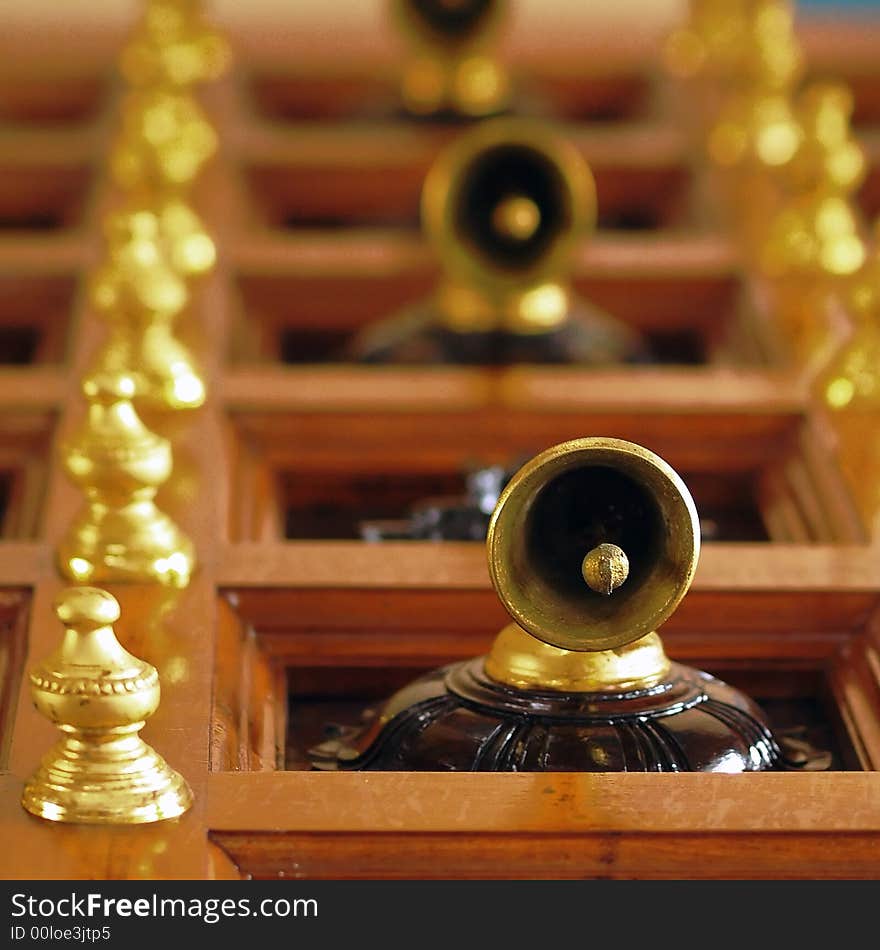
[2,1,877,70]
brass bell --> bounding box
[347,119,646,364]
[392,0,510,118]
[311,438,827,772]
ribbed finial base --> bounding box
[22,730,192,825]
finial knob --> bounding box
[21,586,192,824]
[582,543,630,596]
[54,586,120,630]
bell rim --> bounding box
[486,437,701,652]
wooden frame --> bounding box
[0,15,879,881]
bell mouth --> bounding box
[454,144,569,271]
[487,437,701,653]
[405,0,498,38]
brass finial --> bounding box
[666,0,803,90]
[491,195,541,241]
[706,88,802,171]
[756,82,868,371]
[702,0,804,172]
[760,81,867,279]
[582,542,629,596]
[108,1,223,284]
[111,88,218,194]
[57,371,196,588]
[786,82,865,194]
[668,2,805,239]
[814,222,880,532]
[119,0,231,90]
[669,3,866,372]
[154,196,216,277]
[21,587,192,824]
[89,205,206,410]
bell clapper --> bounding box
[582,542,629,596]
[491,194,541,241]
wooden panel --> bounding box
[0,274,75,363]
[0,589,29,769]
[2,11,880,883]
[0,166,91,230]
[232,235,744,360]
[0,77,106,123]
[214,829,880,880]
[247,71,654,123]
[208,771,880,879]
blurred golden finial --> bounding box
[21,587,192,824]
[815,223,880,533]
[784,82,866,196]
[665,0,802,90]
[667,2,805,237]
[85,0,227,423]
[120,0,231,89]
[89,206,206,410]
[107,0,225,286]
[759,83,867,371]
[667,2,867,373]
[57,370,196,588]
[706,88,802,173]
[704,1,803,166]
[822,273,880,413]
[111,88,218,193]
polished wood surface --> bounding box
[0,13,879,880]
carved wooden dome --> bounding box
[310,659,787,772]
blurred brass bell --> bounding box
[393,0,510,118]
[347,119,646,364]
[484,439,698,656]
[311,438,827,772]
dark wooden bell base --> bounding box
[309,658,827,773]
[344,297,651,365]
